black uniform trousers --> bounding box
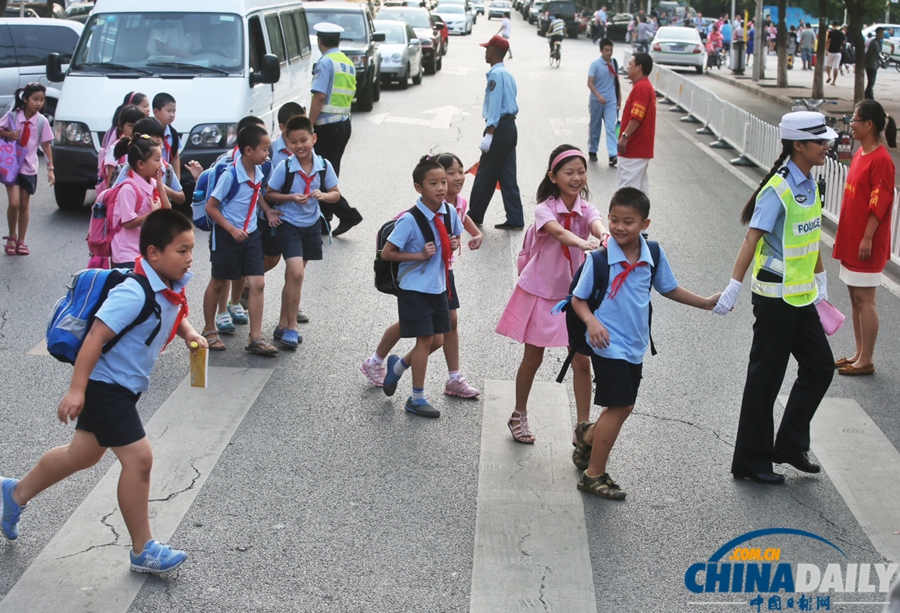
[313,119,362,226]
[731,286,834,476]
[468,115,524,227]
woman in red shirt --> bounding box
[832,100,897,376]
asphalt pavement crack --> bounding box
[149,460,201,503]
[519,532,532,557]
[0,308,7,339]
[631,410,734,447]
[786,489,875,556]
[56,510,120,560]
[537,567,550,612]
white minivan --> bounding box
[47,0,315,209]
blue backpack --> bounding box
[191,161,240,231]
[47,268,162,365]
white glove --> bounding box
[713,279,742,315]
[479,134,493,153]
[814,271,827,305]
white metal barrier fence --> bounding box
[653,65,900,266]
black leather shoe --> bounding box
[494,222,525,230]
[331,216,362,237]
[733,471,785,485]
[772,450,821,474]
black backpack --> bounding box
[555,240,661,383]
[279,155,328,195]
[374,204,452,295]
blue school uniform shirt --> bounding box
[91,262,193,394]
[211,160,263,233]
[573,236,678,364]
[588,56,617,103]
[271,133,291,171]
[483,62,518,128]
[749,159,817,277]
[265,153,338,228]
[387,199,463,294]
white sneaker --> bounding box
[444,375,481,399]
[359,358,386,387]
[215,312,235,334]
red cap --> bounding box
[480,35,510,52]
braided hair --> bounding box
[740,139,793,225]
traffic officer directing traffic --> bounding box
[714,111,837,485]
[468,35,524,230]
[308,22,363,237]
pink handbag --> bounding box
[816,299,845,336]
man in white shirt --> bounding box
[497,12,513,58]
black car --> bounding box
[538,0,578,38]
[605,12,633,42]
[305,2,385,112]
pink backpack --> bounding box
[96,135,125,190]
[87,178,143,268]
[516,224,538,275]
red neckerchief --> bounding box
[607,260,647,299]
[18,114,30,147]
[433,211,453,300]
[163,134,172,161]
[296,163,316,195]
[236,159,261,231]
[559,211,578,275]
[280,148,290,155]
[605,59,617,79]
[134,256,188,350]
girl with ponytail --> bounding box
[714,111,837,485]
[831,100,897,376]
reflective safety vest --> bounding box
[320,51,356,121]
[751,168,821,306]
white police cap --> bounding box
[313,22,345,35]
[779,111,839,141]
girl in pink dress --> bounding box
[496,145,608,443]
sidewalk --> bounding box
[697,58,900,182]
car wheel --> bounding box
[436,53,442,71]
[54,182,87,210]
[425,57,436,75]
[442,38,448,55]
[356,79,374,112]
[413,62,423,84]
[373,70,382,101]
[399,64,410,89]
[695,64,704,74]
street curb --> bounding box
[704,69,795,109]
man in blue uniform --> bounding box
[587,38,620,166]
[468,35,524,230]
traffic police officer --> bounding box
[714,111,837,485]
[468,35,524,229]
[308,22,363,236]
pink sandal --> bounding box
[507,410,535,444]
[3,235,16,256]
[15,241,29,256]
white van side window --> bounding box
[280,11,301,62]
[248,16,266,72]
[0,26,15,69]
[264,13,287,65]
[292,9,312,59]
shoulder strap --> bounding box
[587,247,610,312]
[101,273,162,354]
[318,155,327,188]
[646,239,660,356]
[408,206,436,244]
[224,164,241,202]
[281,156,296,195]
[170,127,180,153]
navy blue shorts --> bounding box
[75,379,145,448]
[274,221,323,261]
[447,270,460,311]
[211,226,264,280]
[397,289,451,338]
[15,173,36,195]
[590,355,642,408]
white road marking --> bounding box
[470,380,597,613]
[0,367,273,613]
[421,105,469,129]
[780,396,900,563]
[27,339,48,356]
[550,116,589,136]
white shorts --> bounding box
[824,52,841,70]
[839,264,881,287]
[617,156,650,195]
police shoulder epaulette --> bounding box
[776,166,790,179]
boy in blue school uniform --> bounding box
[201,125,278,356]
[571,188,720,500]
[1,209,205,573]
[270,102,307,172]
[152,93,180,180]
[261,116,340,348]
[380,157,463,418]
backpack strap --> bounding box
[101,273,162,354]
[556,248,610,383]
[395,206,437,286]
[647,239,661,356]
[170,126,180,155]
[280,156,328,195]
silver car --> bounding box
[375,20,424,89]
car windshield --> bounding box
[306,11,368,43]
[376,22,407,43]
[379,9,431,28]
[657,27,700,41]
[71,12,243,75]
[438,5,464,13]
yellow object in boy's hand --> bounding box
[190,342,199,348]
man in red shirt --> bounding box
[616,53,656,195]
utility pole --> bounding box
[752,0,765,80]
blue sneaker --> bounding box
[1,477,24,540]
[382,355,404,397]
[130,539,188,574]
[279,328,301,349]
[405,397,440,418]
[227,302,249,325]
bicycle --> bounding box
[549,39,561,67]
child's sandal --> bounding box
[577,472,626,500]
[15,242,29,256]
[507,409,535,444]
[245,337,278,356]
[3,235,17,256]
[202,330,226,351]
[572,421,593,470]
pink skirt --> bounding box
[495,285,569,348]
